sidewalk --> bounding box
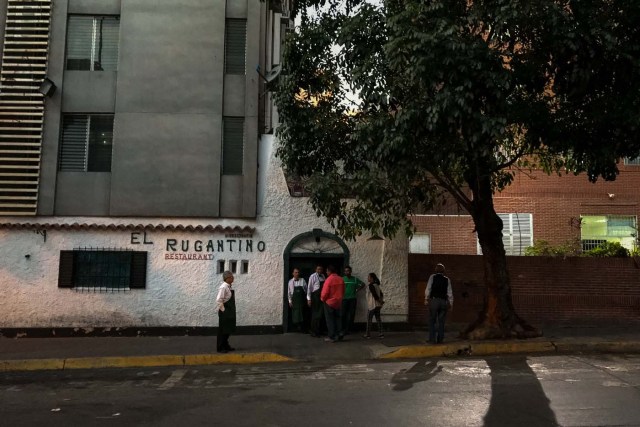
[1,325,640,372]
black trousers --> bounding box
[217,329,231,351]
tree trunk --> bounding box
[460,174,542,340]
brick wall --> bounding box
[412,167,640,254]
[409,254,640,326]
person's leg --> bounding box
[225,334,235,350]
[336,306,344,340]
[341,299,349,334]
[324,304,336,340]
[348,299,357,334]
[365,309,373,337]
[310,291,321,336]
[217,327,226,352]
[437,301,448,343]
[428,299,438,343]
[374,307,383,337]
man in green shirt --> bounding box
[341,266,365,335]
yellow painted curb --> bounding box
[379,344,471,359]
[379,341,556,360]
[0,358,65,372]
[471,341,556,356]
[64,355,185,370]
[555,341,640,354]
[184,352,294,365]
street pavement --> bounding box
[1,324,640,371]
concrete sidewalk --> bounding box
[1,325,639,372]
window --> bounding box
[223,117,244,175]
[478,213,533,256]
[217,259,225,274]
[229,260,238,274]
[624,157,640,166]
[58,250,147,291]
[581,215,637,251]
[409,234,431,254]
[59,114,114,172]
[241,260,249,274]
[225,19,247,74]
[66,15,120,71]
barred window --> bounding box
[66,15,120,71]
[59,114,114,172]
[581,215,637,251]
[58,250,147,292]
[624,157,640,166]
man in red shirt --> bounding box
[321,265,346,342]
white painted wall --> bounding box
[0,135,409,328]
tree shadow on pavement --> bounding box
[390,360,443,391]
[484,356,559,427]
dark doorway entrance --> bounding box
[282,229,350,333]
[285,255,345,333]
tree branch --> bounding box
[431,171,473,212]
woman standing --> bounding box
[216,271,236,353]
[363,273,384,339]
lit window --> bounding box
[580,215,637,251]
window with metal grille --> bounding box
[59,114,114,172]
[477,213,533,256]
[66,15,120,71]
[58,249,147,292]
[624,157,640,166]
[580,215,637,251]
[223,117,244,175]
[225,19,247,74]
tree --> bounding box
[274,0,640,339]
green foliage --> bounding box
[275,0,640,241]
[524,239,581,257]
[583,241,630,258]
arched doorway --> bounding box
[282,229,350,332]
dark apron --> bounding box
[218,290,236,334]
[291,286,306,324]
[311,289,323,321]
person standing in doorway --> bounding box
[307,265,326,337]
[216,271,236,353]
[341,266,365,335]
[424,263,453,344]
[363,273,384,339]
[321,265,345,342]
[288,268,308,332]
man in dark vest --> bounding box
[424,263,453,344]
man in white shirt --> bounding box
[216,271,236,353]
[288,268,308,332]
[307,265,326,337]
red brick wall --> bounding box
[409,254,640,326]
[412,167,640,254]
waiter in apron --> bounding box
[216,270,236,353]
[288,268,308,332]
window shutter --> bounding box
[225,19,247,74]
[66,16,94,70]
[129,251,147,289]
[58,251,75,288]
[59,115,88,171]
[66,15,120,71]
[223,117,244,175]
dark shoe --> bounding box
[226,347,236,351]
[378,334,384,339]
[363,334,371,339]
[217,349,229,354]
[338,335,344,341]
[310,333,319,338]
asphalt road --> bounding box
[2,354,640,427]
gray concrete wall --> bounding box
[109,0,226,217]
[37,0,261,218]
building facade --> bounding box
[0,0,409,333]
[412,163,640,257]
